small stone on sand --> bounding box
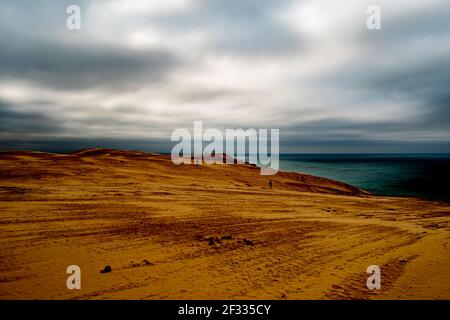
[100,265,112,273]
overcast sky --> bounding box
[0,0,449,153]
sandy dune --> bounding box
[0,148,449,300]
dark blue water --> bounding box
[279,154,450,202]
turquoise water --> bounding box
[279,154,450,202]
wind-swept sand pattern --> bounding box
[0,149,449,299]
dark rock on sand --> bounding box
[100,265,112,273]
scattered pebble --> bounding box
[100,265,112,273]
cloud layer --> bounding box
[0,0,449,152]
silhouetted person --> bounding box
[269,180,273,189]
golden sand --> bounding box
[0,149,449,299]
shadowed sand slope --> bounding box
[0,149,449,299]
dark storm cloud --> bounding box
[370,58,450,129]
[0,0,180,90]
[0,101,63,134]
[281,116,448,142]
[0,0,449,153]
[324,44,450,133]
[0,39,179,90]
[306,1,450,147]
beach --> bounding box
[0,149,449,299]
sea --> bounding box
[279,154,450,202]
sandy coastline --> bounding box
[0,149,449,299]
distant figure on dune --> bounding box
[269,180,273,189]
